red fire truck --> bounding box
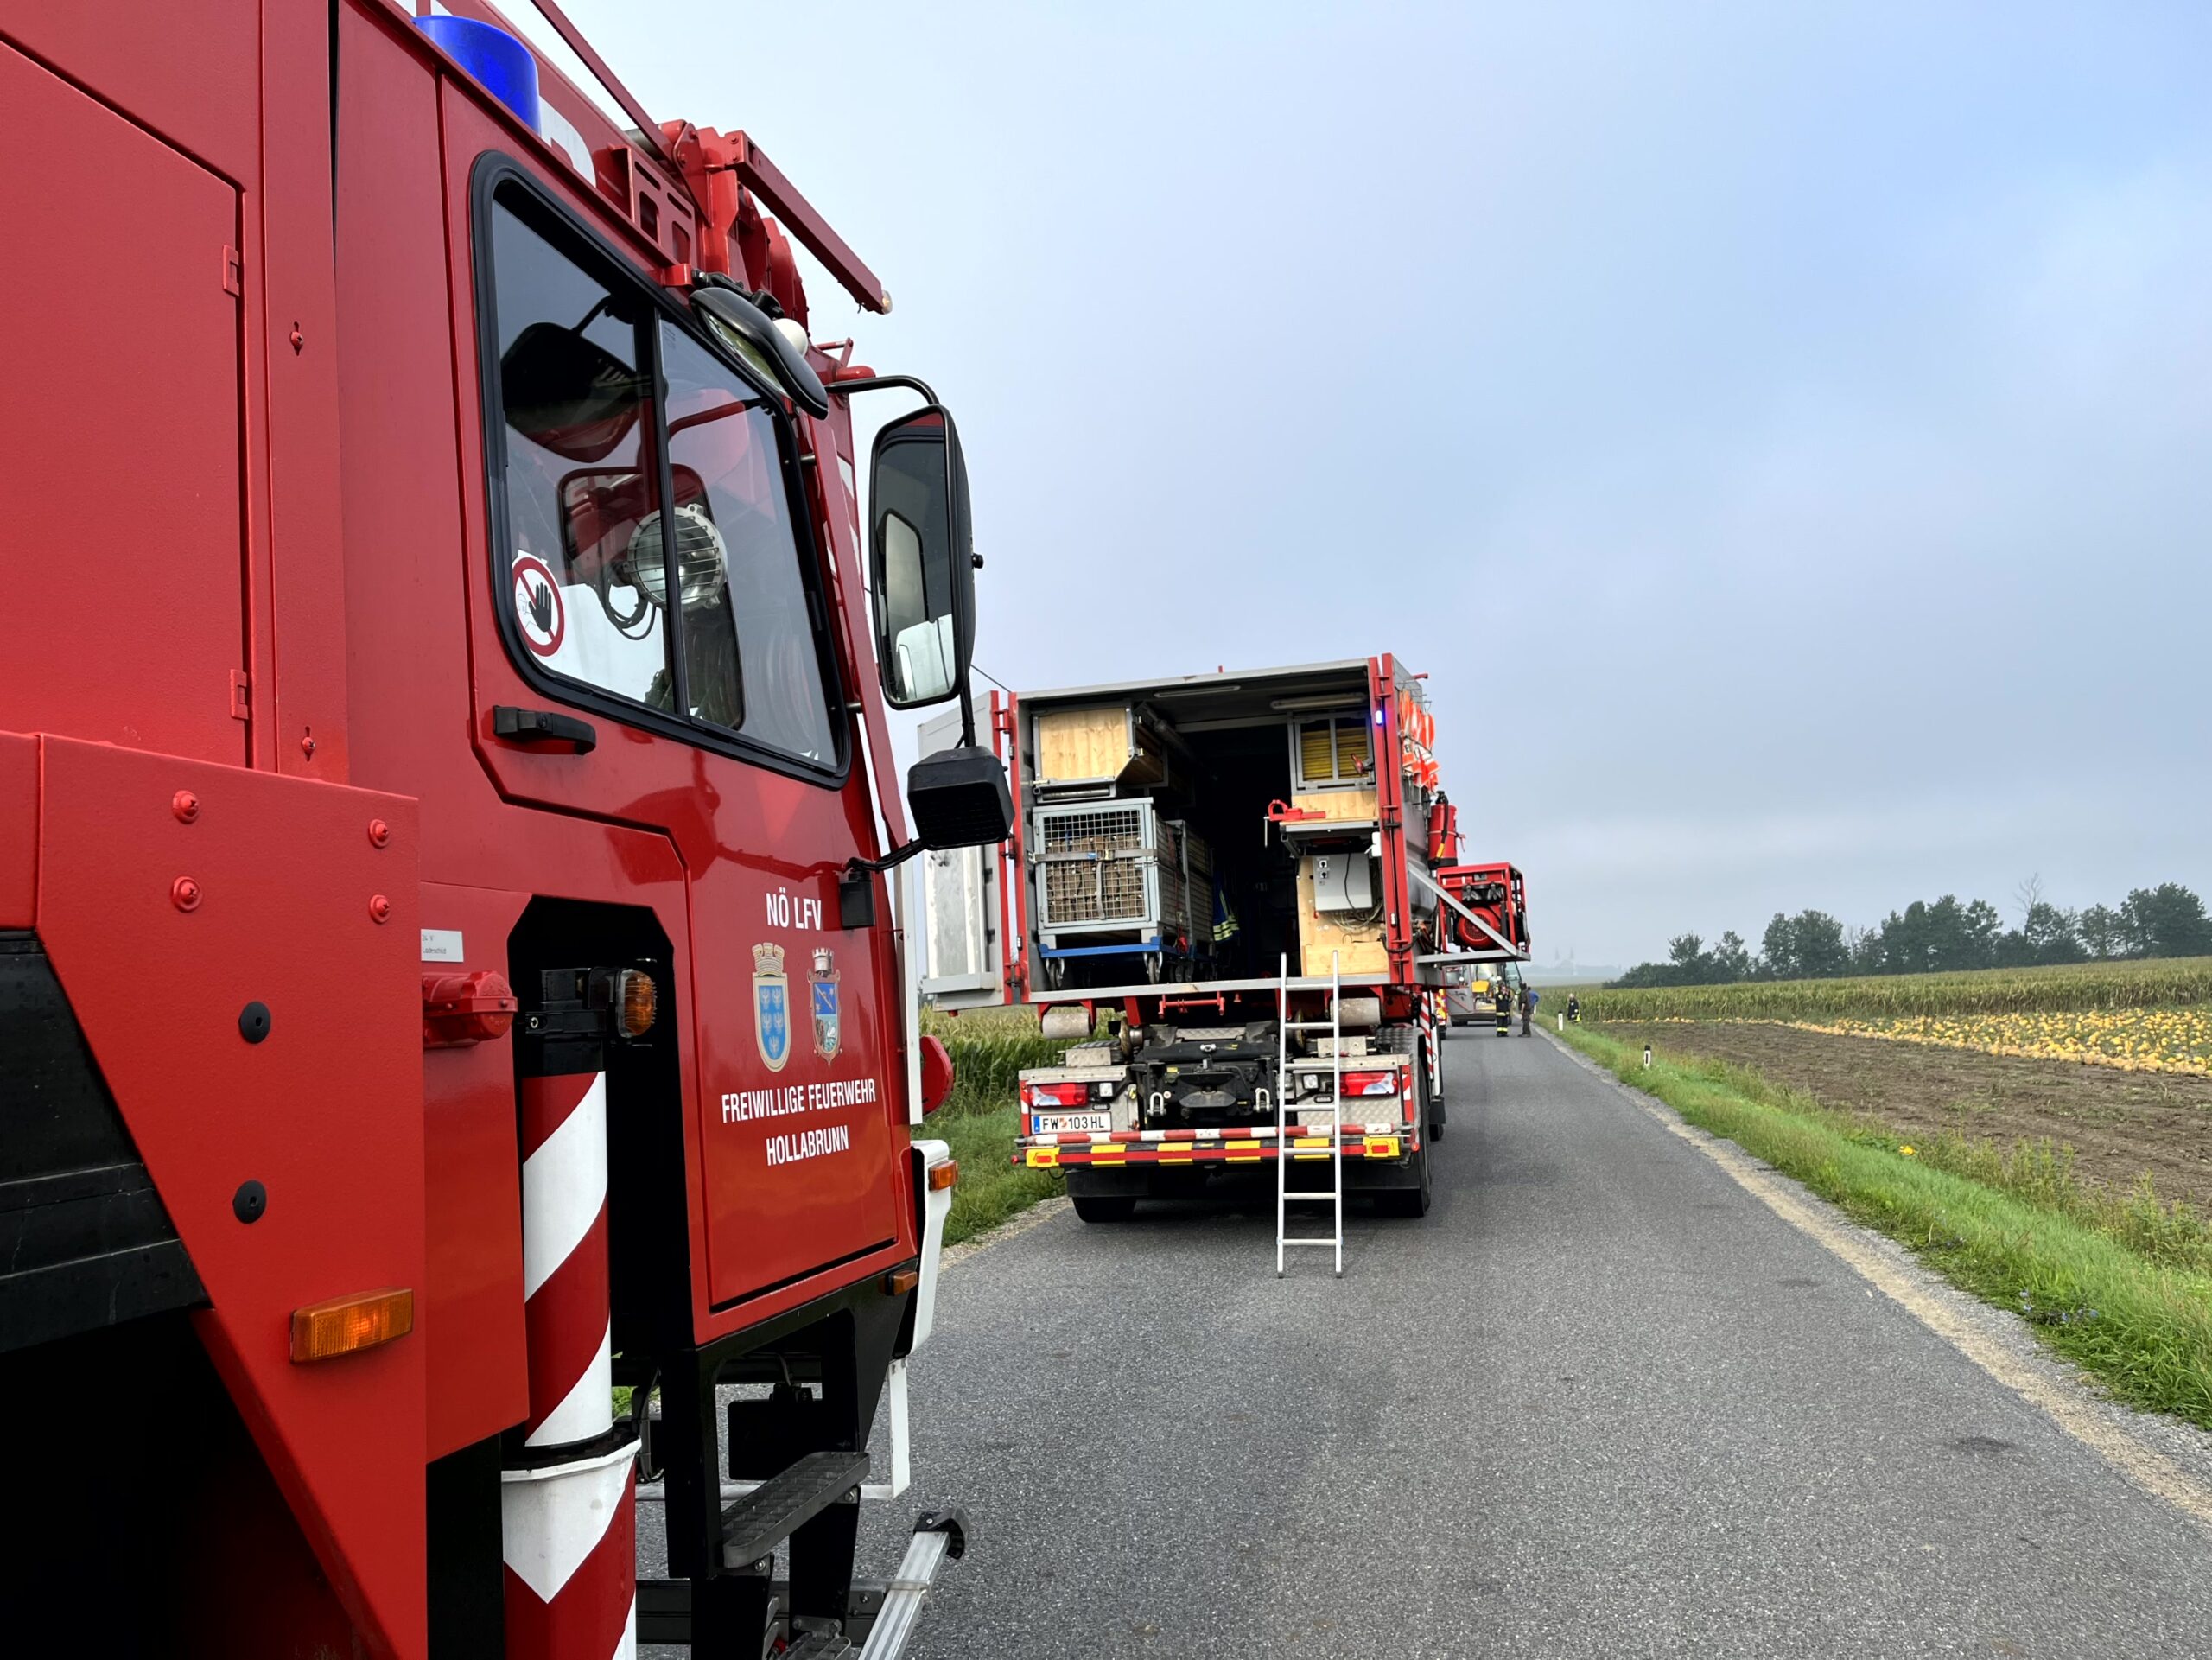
[0,3,1010,1654]
[919,659,1527,1246]
[1438,861,1532,1025]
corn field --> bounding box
[1578,957,2212,1023]
[919,1007,1067,1113]
[1577,957,2212,1078]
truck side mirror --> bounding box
[905,744,1012,850]
[868,406,974,709]
[688,279,831,417]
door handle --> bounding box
[492,705,597,754]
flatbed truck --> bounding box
[920,658,1529,1224]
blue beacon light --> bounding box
[415,14,541,133]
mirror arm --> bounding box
[838,838,928,928]
[828,373,941,404]
[846,840,931,878]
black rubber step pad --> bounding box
[719,1449,870,1566]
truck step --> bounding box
[720,1449,870,1566]
[784,1631,857,1658]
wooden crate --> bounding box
[1288,787,1378,823]
[1033,705,1171,789]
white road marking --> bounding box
[1560,1038,2212,1530]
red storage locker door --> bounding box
[0,41,247,764]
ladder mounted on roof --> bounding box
[1275,951,1344,1277]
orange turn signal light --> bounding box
[616,970,658,1038]
[885,1268,920,1296]
[927,1159,959,1193]
[289,1288,414,1364]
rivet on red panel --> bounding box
[173,791,200,824]
[172,877,201,912]
[368,894,391,925]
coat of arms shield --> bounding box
[811,946,841,1060]
[753,942,791,1072]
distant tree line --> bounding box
[1610,881,2212,989]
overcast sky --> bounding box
[560,0,2211,968]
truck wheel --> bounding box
[1072,1196,1137,1224]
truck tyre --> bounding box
[1072,1196,1137,1224]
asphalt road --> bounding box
[841,1026,2212,1659]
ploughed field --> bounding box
[1577,958,2212,1214]
[1593,1020,2212,1213]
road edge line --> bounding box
[941,1195,1071,1272]
[1545,1033,2212,1532]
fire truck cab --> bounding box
[0,2,1007,1654]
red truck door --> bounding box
[446,131,911,1320]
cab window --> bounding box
[487,200,670,707]
[482,177,843,773]
[658,322,837,765]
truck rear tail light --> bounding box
[289,1288,414,1364]
[1339,1070,1398,1097]
[1020,1080,1090,1108]
[927,1159,960,1192]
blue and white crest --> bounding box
[753,943,791,1072]
[810,947,841,1060]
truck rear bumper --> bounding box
[1025,1126,1426,1199]
[1063,1153,1425,1199]
[1018,1125,1411,1170]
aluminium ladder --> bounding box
[1275,950,1344,1276]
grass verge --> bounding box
[1557,1023,2212,1429]
[923,1011,1069,1246]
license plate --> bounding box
[1031,1110,1111,1135]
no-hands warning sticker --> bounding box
[512,554,565,658]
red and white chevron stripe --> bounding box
[505,1068,637,1660]
[503,1441,638,1660]
[519,1070,613,1447]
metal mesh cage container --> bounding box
[1033,799,1211,944]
